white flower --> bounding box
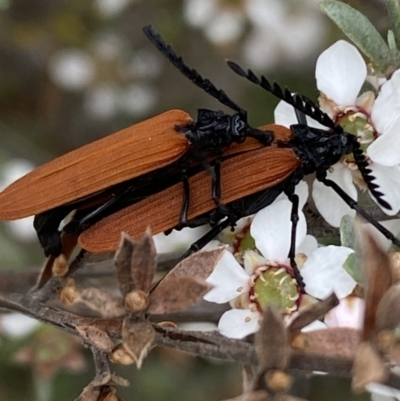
[275,40,400,227]
[243,0,325,70]
[184,0,325,56]
[48,49,95,91]
[184,0,244,44]
[324,296,365,330]
[0,159,37,241]
[204,192,355,339]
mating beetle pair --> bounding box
[0,25,397,289]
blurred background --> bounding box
[0,0,390,400]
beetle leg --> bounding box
[178,218,232,260]
[76,193,126,230]
[248,129,275,146]
[212,158,221,206]
[179,167,191,225]
[317,170,400,249]
[36,232,80,289]
[34,207,72,257]
[285,190,305,292]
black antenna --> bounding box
[293,95,307,125]
[226,60,336,129]
[352,143,391,210]
[143,25,244,114]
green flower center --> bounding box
[338,113,375,154]
[238,229,255,252]
[252,267,299,314]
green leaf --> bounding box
[343,252,363,285]
[388,30,397,53]
[384,0,400,47]
[340,215,356,249]
[320,0,392,71]
[388,30,400,69]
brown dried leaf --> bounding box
[75,374,128,401]
[98,388,121,401]
[80,288,125,318]
[74,382,100,401]
[76,326,115,353]
[122,318,155,368]
[376,284,400,331]
[288,293,339,333]
[255,307,289,370]
[162,247,226,281]
[352,342,388,392]
[387,341,400,365]
[130,229,157,293]
[292,328,360,359]
[147,275,211,314]
[359,229,393,340]
[114,233,135,297]
[221,390,270,401]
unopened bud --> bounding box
[125,290,148,313]
[110,344,135,365]
[157,321,178,329]
[60,279,80,305]
[290,333,309,350]
[52,254,69,276]
[265,370,292,393]
[377,330,395,352]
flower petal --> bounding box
[204,250,249,303]
[324,296,364,329]
[312,164,356,227]
[274,100,325,129]
[301,246,356,299]
[316,41,366,106]
[371,69,400,134]
[153,226,208,253]
[243,250,268,275]
[297,235,318,256]
[218,308,261,339]
[251,199,306,262]
[367,163,400,215]
[301,320,327,332]
[274,99,298,127]
[367,115,400,166]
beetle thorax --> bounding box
[185,109,248,148]
[290,125,353,175]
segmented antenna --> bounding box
[226,60,336,129]
[143,25,244,114]
[293,95,307,125]
[352,143,391,210]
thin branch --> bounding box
[0,251,181,294]
[91,346,111,377]
[1,289,400,389]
